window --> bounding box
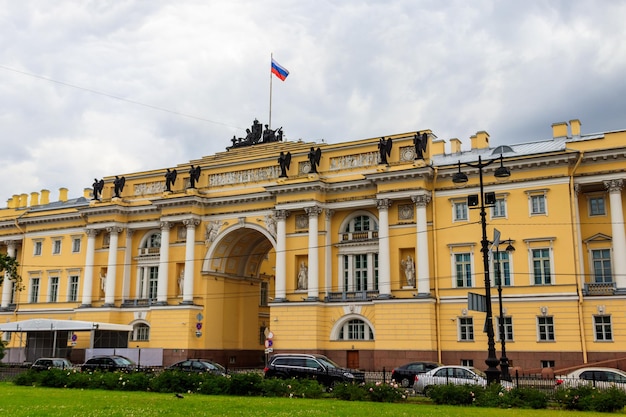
[529,193,547,215]
[459,317,474,341]
[338,319,374,340]
[461,359,474,367]
[532,248,552,285]
[342,253,379,292]
[48,276,59,302]
[131,323,150,341]
[592,249,612,283]
[260,282,269,306]
[594,315,612,341]
[68,275,80,302]
[34,241,42,256]
[537,316,555,341]
[52,239,61,255]
[497,316,513,341]
[541,360,555,368]
[454,253,472,287]
[493,251,512,286]
[453,201,468,221]
[491,198,507,218]
[342,214,378,240]
[72,238,81,253]
[30,277,40,303]
[589,196,606,216]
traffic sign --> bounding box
[196,322,202,330]
[265,348,273,354]
[266,331,274,339]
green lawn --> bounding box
[0,383,623,417]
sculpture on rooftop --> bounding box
[414,132,428,160]
[92,178,104,200]
[308,147,322,174]
[113,176,125,198]
[378,137,392,165]
[188,165,201,189]
[165,168,177,192]
[278,151,292,178]
[228,119,284,150]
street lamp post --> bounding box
[494,239,515,382]
[453,155,511,385]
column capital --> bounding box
[604,179,624,193]
[305,206,323,217]
[85,228,100,237]
[411,192,432,207]
[106,226,123,235]
[325,209,335,221]
[160,221,173,230]
[183,218,200,228]
[275,209,290,221]
[376,198,392,211]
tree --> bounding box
[0,253,20,289]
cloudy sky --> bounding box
[1,0,625,204]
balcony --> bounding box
[584,282,616,296]
[326,290,379,302]
[341,231,378,242]
[121,298,157,308]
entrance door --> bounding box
[347,350,359,369]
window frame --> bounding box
[593,315,613,342]
[591,248,612,283]
[496,316,513,342]
[68,275,80,302]
[452,200,468,222]
[52,239,62,255]
[490,196,507,219]
[526,189,548,216]
[531,248,553,285]
[458,317,474,341]
[454,252,473,288]
[33,240,43,256]
[72,237,82,253]
[29,277,40,303]
[588,195,606,216]
[48,275,59,303]
[537,316,555,342]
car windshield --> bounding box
[316,356,340,369]
[112,357,133,366]
[470,368,486,379]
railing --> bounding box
[121,298,156,307]
[138,247,160,256]
[584,282,616,296]
[340,231,378,242]
[326,290,379,302]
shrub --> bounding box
[227,372,264,396]
[364,381,406,403]
[427,384,476,405]
[555,384,626,412]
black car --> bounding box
[166,359,227,375]
[81,355,135,372]
[31,357,74,371]
[264,353,365,386]
[391,361,442,387]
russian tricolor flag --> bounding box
[271,58,289,81]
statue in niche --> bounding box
[401,255,415,287]
[165,168,177,192]
[99,273,107,293]
[297,261,308,290]
[278,151,291,178]
[92,178,104,200]
[414,132,428,160]
[378,137,392,165]
[188,165,201,188]
[308,147,322,173]
[178,270,185,296]
[113,176,126,198]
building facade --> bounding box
[1,119,625,373]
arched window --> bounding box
[337,319,374,341]
[131,322,150,341]
[344,215,378,233]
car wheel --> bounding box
[401,378,410,388]
[423,386,433,397]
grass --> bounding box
[0,382,624,417]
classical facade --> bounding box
[1,119,625,373]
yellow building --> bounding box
[1,119,625,373]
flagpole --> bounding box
[269,53,273,130]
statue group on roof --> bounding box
[229,119,283,149]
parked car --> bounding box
[556,367,626,391]
[31,357,73,371]
[166,359,227,375]
[391,361,442,387]
[264,353,365,386]
[413,365,513,395]
[81,355,135,372]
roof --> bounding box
[0,318,132,332]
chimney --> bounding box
[552,122,568,138]
[569,119,581,137]
[471,131,490,150]
[450,138,462,154]
[7,196,15,209]
[40,189,50,205]
[30,192,40,207]
[430,138,446,156]
[19,193,28,208]
[84,188,93,199]
[59,188,68,202]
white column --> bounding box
[324,209,334,299]
[182,219,199,304]
[412,193,432,295]
[156,222,171,305]
[274,210,289,301]
[122,230,133,302]
[605,179,626,289]
[305,206,322,300]
[377,198,392,298]
[1,241,17,309]
[104,227,122,306]
[81,229,98,307]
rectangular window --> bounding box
[537,316,555,341]
[72,238,81,253]
[260,282,268,306]
[589,197,606,216]
[459,317,474,341]
[68,275,80,302]
[354,254,368,291]
[52,240,61,255]
[34,241,42,256]
[455,253,472,287]
[592,249,612,283]
[461,359,474,367]
[541,360,555,368]
[30,278,40,303]
[491,198,506,218]
[530,195,546,214]
[532,248,552,284]
[148,267,158,300]
[348,320,365,340]
[594,315,612,341]
[453,201,468,221]
[493,251,512,286]
[49,276,59,302]
[497,316,513,341]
